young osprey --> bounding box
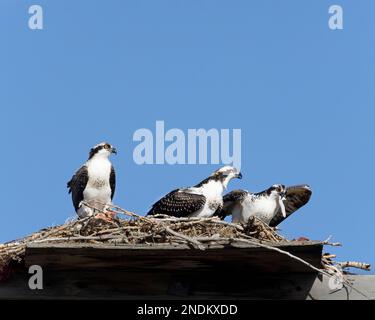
[216,184,312,226]
[67,142,117,218]
[147,166,242,218]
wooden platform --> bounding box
[25,241,323,273]
[0,241,374,300]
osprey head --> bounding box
[88,142,117,159]
[267,184,286,198]
[210,166,242,189]
[268,184,287,217]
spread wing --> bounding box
[67,166,89,212]
[110,165,116,200]
[214,190,248,220]
[147,189,206,217]
[269,185,312,227]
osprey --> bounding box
[147,166,242,218]
[216,184,312,227]
[67,142,117,218]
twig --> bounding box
[164,226,205,250]
[338,261,371,271]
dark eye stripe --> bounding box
[88,144,107,159]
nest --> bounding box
[0,206,284,273]
[0,204,371,282]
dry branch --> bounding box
[338,261,371,271]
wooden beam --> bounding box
[24,241,323,273]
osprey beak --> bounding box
[237,172,242,179]
[111,148,117,155]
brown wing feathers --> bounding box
[147,189,206,217]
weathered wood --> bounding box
[24,241,323,273]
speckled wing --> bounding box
[147,189,206,217]
[214,189,248,220]
[67,165,89,212]
[269,185,312,227]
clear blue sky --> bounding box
[1,1,374,273]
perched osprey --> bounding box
[216,184,312,227]
[67,142,117,218]
[147,166,242,218]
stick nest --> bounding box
[0,204,371,279]
[0,206,284,273]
